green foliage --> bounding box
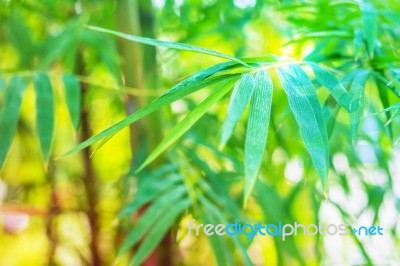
[1,0,399,265]
[34,74,54,163]
[62,74,81,130]
[0,77,25,169]
[244,71,273,204]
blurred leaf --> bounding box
[39,17,86,68]
[131,198,191,266]
[255,181,305,263]
[0,76,25,170]
[376,73,393,139]
[309,63,350,111]
[6,12,35,68]
[87,25,250,67]
[34,74,55,163]
[63,73,239,157]
[118,186,187,256]
[137,80,236,172]
[349,69,370,143]
[244,70,273,204]
[353,29,364,60]
[377,102,400,112]
[220,73,255,148]
[362,3,377,58]
[200,212,232,266]
[62,74,81,130]
[277,65,329,192]
[119,174,181,217]
[199,195,253,266]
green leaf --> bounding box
[131,198,191,266]
[377,102,400,113]
[62,74,81,130]
[309,63,351,111]
[362,3,377,57]
[349,69,370,143]
[277,64,329,192]
[136,80,236,172]
[353,29,364,60]
[376,74,393,139]
[220,73,255,148]
[0,76,25,170]
[118,186,187,256]
[118,174,182,217]
[62,73,239,157]
[34,74,55,163]
[86,25,250,67]
[0,78,5,95]
[39,17,86,68]
[244,70,273,204]
[6,12,35,68]
[199,196,253,266]
[162,61,234,96]
[200,213,231,266]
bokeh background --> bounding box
[0,0,399,265]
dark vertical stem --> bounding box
[77,54,101,266]
[116,1,172,265]
[46,162,57,265]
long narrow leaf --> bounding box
[118,186,187,256]
[277,65,329,192]
[119,174,181,217]
[163,61,234,96]
[62,73,239,157]
[309,63,350,111]
[376,75,393,139]
[34,74,55,163]
[86,25,250,67]
[131,198,191,266]
[136,80,236,172]
[62,74,81,130]
[220,73,255,148]
[349,69,370,143]
[244,70,273,204]
[0,76,25,169]
[362,3,377,57]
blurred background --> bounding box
[0,0,399,265]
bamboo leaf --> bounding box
[118,186,187,256]
[62,74,81,130]
[277,65,329,192]
[136,80,236,172]
[118,174,181,217]
[6,12,35,68]
[220,74,255,148]
[362,3,377,57]
[309,63,351,111]
[349,69,370,143]
[200,213,231,266]
[62,73,239,157]
[86,25,250,67]
[34,74,55,163]
[199,196,253,266]
[377,102,400,113]
[131,198,191,266]
[376,75,393,139]
[0,76,25,170]
[244,70,273,204]
[162,62,234,96]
